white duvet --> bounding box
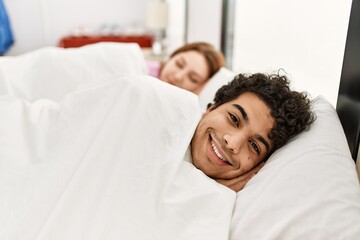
[0,74,235,239]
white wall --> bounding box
[3,0,45,55]
[186,0,223,50]
[165,0,186,53]
[4,0,149,56]
[3,0,187,57]
[232,0,353,107]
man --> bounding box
[191,72,316,192]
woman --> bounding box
[148,42,226,94]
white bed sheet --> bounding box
[0,75,236,239]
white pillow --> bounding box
[230,96,360,239]
[198,67,235,109]
[0,42,148,101]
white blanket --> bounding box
[0,42,148,101]
[0,75,235,239]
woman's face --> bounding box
[191,92,274,180]
[159,50,209,94]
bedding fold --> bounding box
[0,74,236,240]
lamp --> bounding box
[146,1,168,56]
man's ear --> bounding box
[207,103,216,111]
[202,103,216,117]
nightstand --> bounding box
[58,35,154,48]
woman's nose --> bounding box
[173,70,186,82]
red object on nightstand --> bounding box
[58,35,154,48]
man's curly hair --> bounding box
[212,72,316,155]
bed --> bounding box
[0,42,359,239]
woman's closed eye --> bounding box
[189,77,199,84]
[188,74,200,84]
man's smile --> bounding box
[208,134,233,167]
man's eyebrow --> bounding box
[233,104,249,123]
[256,134,270,155]
[233,104,270,154]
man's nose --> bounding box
[223,133,246,154]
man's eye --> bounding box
[229,113,239,127]
[249,140,260,155]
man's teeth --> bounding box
[211,141,227,162]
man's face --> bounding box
[191,92,275,180]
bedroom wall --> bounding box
[186,0,223,50]
[2,0,220,55]
[232,0,353,107]
[3,0,187,57]
[3,0,150,56]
